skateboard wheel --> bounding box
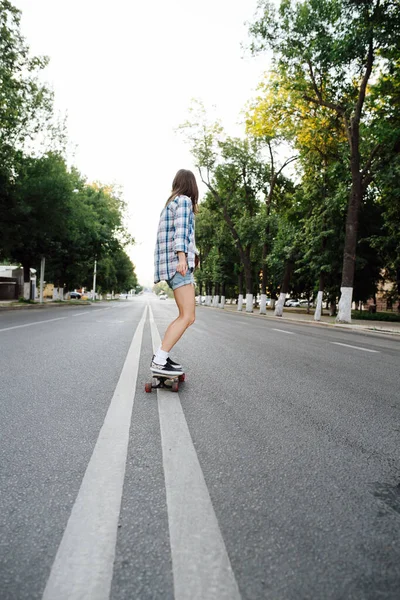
[179,374,185,382]
[171,381,179,392]
[145,382,152,393]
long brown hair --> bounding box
[166,169,199,214]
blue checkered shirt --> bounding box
[154,195,196,283]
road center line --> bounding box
[272,328,295,335]
[330,341,379,353]
[42,305,147,600]
[148,304,241,600]
[0,317,67,332]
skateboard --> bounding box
[145,372,185,393]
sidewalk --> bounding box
[200,303,400,336]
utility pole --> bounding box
[93,259,97,301]
[39,257,45,304]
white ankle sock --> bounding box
[154,346,169,365]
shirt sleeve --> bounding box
[173,196,192,254]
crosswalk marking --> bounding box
[330,342,379,353]
[149,305,241,600]
[42,305,147,600]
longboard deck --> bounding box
[145,372,185,393]
[150,372,181,381]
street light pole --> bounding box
[39,257,45,304]
[93,259,97,301]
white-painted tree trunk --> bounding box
[23,282,30,300]
[245,293,253,313]
[213,295,219,308]
[197,295,201,305]
[259,294,267,315]
[314,291,323,321]
[237,294,243,311]
[205,295,212,306]
[219,296,226,309]
[337,287,353,323]
[274,292,286,317]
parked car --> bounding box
[69,291,82,299]
[285,298,300,307]
[299,299,313,307]
[159,293,168,300]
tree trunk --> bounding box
[314,272,324,321]
[213,282,219,308]
[337,113,363,323]
[220,282,226,309]
[259,294,267,315]
[274,261,292,317]
[244,247,253,312]
[237,272,244,311]
[329,294,337,317]
[337,177,361,322]
[261,242,268,296]
[205,281,212,306]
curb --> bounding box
[0,302,94,312]
[198,304,400,337]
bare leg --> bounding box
[161,284,195,352]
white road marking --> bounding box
[0,317,67,332]
[95,320,125,323]
[272,328,295,335]
[71,308,111,317]
[148,305,241,600]
[42,305,147,600]
[331,342,379,353]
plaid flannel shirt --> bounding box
[154,195,196,283]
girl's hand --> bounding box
[177,252,188,275]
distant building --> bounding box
[0,265,36,300]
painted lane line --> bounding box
[0,317,67,333]
[95,320,125,324]
[71,307,111,317]
[149,305,241,600]
[42,305,147,600]
[272,328,295,335]
[330,342,379,353]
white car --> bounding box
[285,298,300,307]
[159,293,168,300]
[69,291,82,299]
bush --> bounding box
[352,310,400,322]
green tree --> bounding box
[3,153,74,297]
[0,1,54,168]
[249,0,400,322]
[95,248,138,294]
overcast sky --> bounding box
[15,0,270,287]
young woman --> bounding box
[151,169,199,376]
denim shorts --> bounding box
[167,270,195,291]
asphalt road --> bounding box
[1,295,399,600]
